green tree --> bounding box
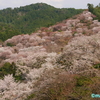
[87,3,94,13]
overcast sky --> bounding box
[0,0,100,10]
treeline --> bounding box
[0,3,84,41]
[87,3,100,21]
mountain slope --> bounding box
[0,3,83,41]
[1,10,100,100]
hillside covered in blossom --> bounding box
[0,10,100,100]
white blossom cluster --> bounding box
[57,33,100,75]
[0,50,58,99]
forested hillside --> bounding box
[0,3,83,41]
[0,23,21,42]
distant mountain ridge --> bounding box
[0,3,83,41]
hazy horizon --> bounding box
[0,0,99,10]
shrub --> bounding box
[39,73,76,100]
[70,75,100,100]
[0,62,15,79]
[0,62,25,81]
[76,76,92,87]
[25,93,35,100]
[6,43,15,47]
[93,63,100,69]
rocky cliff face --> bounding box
[0,11,100,100]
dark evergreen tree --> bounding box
[87,3,94,13]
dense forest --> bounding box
[0,3,83,41]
